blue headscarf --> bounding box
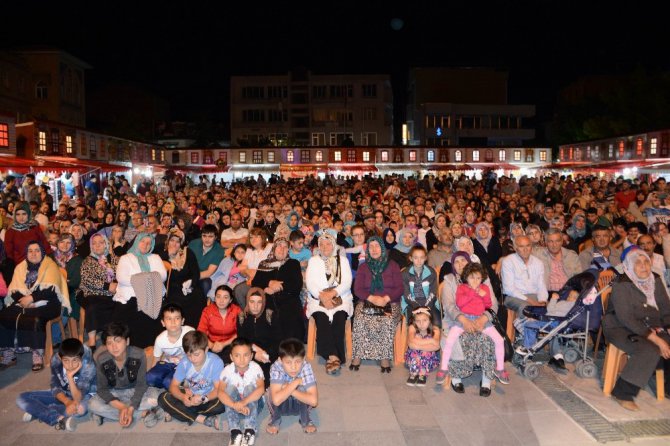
[127,232,155,272]
[286,211,301,232]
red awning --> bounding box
[0,155,90,174]
[329,164,378,172]
[468,162,520,170]
[174,165,230,173]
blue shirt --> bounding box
[173,352,224,395]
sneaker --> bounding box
[416,376,427,387]
[515,346,530,356]
[435,369,448,385]
[495,368,511,385]
[92,413,104,426]
[406,375,418,387]
[22,412,33,423]
[65,416,77,432]
[229,429,243,446]
[143,406,163,428]
[54,418,67,431]
[242,429,256,446]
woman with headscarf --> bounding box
[108,224,130,257]
[53,233,84,324]
[351,236,404,372]
[502,221,526,257]
[425,213,449,252]
[566,213,590,253]
[0,241,68,371]
[176,214,200,245]
[305,232,353,375]
[439,251,499,396]
[79,233,119,351]
[603,248,670,410]
[112,232,167,348]
[252,237,304,343]
[472,222,502,268]
[3,202,51,272]
[70,222,91,258]
[391,228,416,269]
[159,227,206,328]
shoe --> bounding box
[22,412,33,422]
[435,369,448,385]
[479,384,492,397]
[349,360,360,371]
[406,375,418,386]
[143,406,163,428]
[54,418,66,431]
[31,362,44,372]
[416,376,427,387]
[548,357,568,374]
[65,416,77,432]
[495,369,510,385]
[381,366,392,373]
[515,346,530,356]
[204,413,224,430]
[0,358,17,370]
[92,414,104,426]
[242,428,256,446]
[613,396,640,411]
[450,382,465,393]
[229,429,243,446]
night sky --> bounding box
[2,1,667,132]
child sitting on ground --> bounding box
[157,330,226,429]
[146,303,195,389]
[218,337,266,446]
[404,307,441,387]
[16,338,96,432]
[437,262,509,385]
[267,338,318,435]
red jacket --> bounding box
[456,283,492,316]
[4,225,52,265]
[197,302,241,343]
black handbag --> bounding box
[487,308,514,362]
[362,300,392,316]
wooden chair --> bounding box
[45,315,66,365]
[77,307,86,343]
[593,270,615,354]
[602,342,664,402]
[58,267,80,340]
[394,315,408,365]
[306,317,352,362]
[505,306,516,345]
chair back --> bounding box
[163,260,172,272]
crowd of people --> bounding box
[1,169,670,444]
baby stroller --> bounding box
[513,270,609,380]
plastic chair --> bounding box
[602,342,664,401]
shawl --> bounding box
[89,234,116,283]
[54,233,75,268]
[365,236,388,293]
[475,222,492,250]
[127,232,155,273]
[11,201,37,232]
[622,248,658,309]
[6,255,70,311]
[130,271,165,319]
[318,232,340,286]
[382,228,397,250]
[258,238,290,271]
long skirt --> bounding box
[112,298,163,348]
[351,302,401,361]
[0,302,61,350]
[165,289,207,328]
[448,331,496,380]
[79,293,116,333]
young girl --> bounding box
[437,262,509,385]
[405,307,441,387]
[197,285,241,364]
[401,246,441,328]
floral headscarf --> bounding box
[318,232,340,286]
[11,201,37,232]
[54,233,76,268]
[365,236,388,293]
[475,222,492,250]
[166,227,187,271]
[89,233,116,282]
[622,248,657,309]
[258,237,290,271]
[127,232,155,273]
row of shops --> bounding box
[549,159,670,182]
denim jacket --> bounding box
[50,345,97,398]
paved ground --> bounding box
[1,353,669,446]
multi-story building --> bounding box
[230,69,393,147]
[405,67,535,147]
[0,112,17,155]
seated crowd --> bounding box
[1,170,670,443]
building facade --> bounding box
[230,70,393,147]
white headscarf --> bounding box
[623,249,657,309]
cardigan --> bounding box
[353,259,404,304]
[113,253,167,304]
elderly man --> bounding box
[502,235,548,317]
[578,225,622,272]
[428,227,453,273]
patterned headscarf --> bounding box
[318,232,339,286]
[475,222,492,250]
[89,233,116,282]
[11,201,37,232]
[365,236,388,293]
[258,237,290,271]
[567,214,587,240]
[54,233,76,268]
[25,240,46,288]
[166,227,187,271]
[622,248,657,309]
[127,232,155,273]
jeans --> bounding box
[224,383,260,431]
[16,390,90,426]
[522,319,562,356]
[88,387,160,421]
[268,394,312,427]
[146,362,177,389]
[158,390,225,423]
[199,278,213,299]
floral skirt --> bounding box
[351,302,401,361]
[448,331,496,380]
[404,348,440,375]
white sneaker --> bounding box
[65,416,77,432]
[242,429,256,446]
[22,412,33,422]
[229,430,243,446]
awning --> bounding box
[0,155,89,174]
[329,164,378,172]
[551,162,594,169]
[280,164,328,172]
[468,162,520,170]
[229,164,279,173]
[421,163,474,171]
[173,165,230,173]
[35,156,132,174]
[639,162,670,173]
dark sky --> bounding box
[3,1,667,128]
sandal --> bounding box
[266,424,280,435]
[31,362,44,372]
[325,358,341,375]
[303,421,317,434]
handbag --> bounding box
[362,300,392,316]
[486,308,514,362]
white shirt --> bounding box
[153,326,195,364]
[220,227,249,244]
[113,253,168,304]
[501,253,548,302]
[305,253,354,320]
[220,361,264,396]
[243,244,273,270]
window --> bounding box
[35,81,48,100]
[286,150,294,162]
[268,109,288,122]
[636,139,643,156]
[593,145,600,159]
[409,150,417,162]
[363,151,370,162]
[311,133,325,146]
[65,135,73,154]
[50,129,60,154]
[89,136,96,158]
[0,123,8,148]
[242,109,264,122]
[329,132,352,146]
[191,152,199,164]
[253,150,262,164]
[267,151,275,163]
[569,147,573,160]
[499,149,506,161]
[381,150,389,162]
[239,151,246,163]
[525,149,534,162]
[267,85,287,99]
[427,150,435,162]
[161,150,165,162]
[361,84,377,97]
[334,150,342,161]
[618,141,625,158]
[363,108,377,121]
[393,150,403,162]
[151,149,157,161]
[540,150,547,161]
[586,146,591,159]
[241,86,264,99]
[203,150,213,164]
[513,150,521,161]
[312,85,327,99]
[361,132,377,145]
[315,150,323,162]
[455,150,462,162]
[440,150,448,162]
[172,152,180,163]
[651,138,658,155]
[329,84,353,98]
[608,144,614,158]
[218,152,227,163]
[485,149,494,162]
[472,150,480,161]
[347,150,356,162]
[301,150,310,163]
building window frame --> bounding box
[334,150,342,161]
[190,152,199,164]
[427,150,435,162]
[455,150,462,162]
[472,150,480,161]
[513,150,521,161]
[0,123,9,148]
[239,151,247,163]
[253,150,262,164]
[286,150,294,162]
[381,150,389,162]
[315,150,323,162]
